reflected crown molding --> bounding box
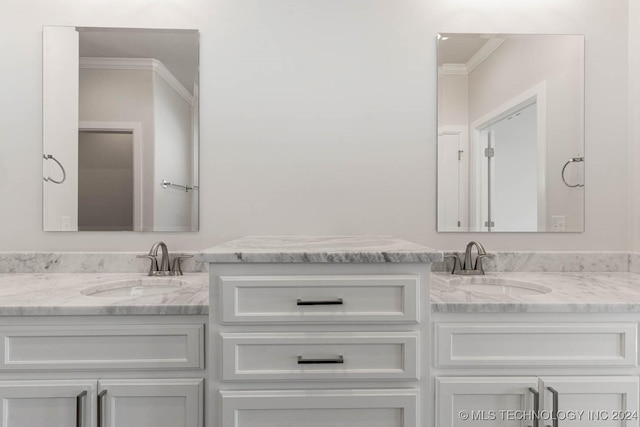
[438,37,506,76]
[466,37,505,73]
[79,57,194,105]
[438,63,467,76]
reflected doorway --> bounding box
[78,130,134,231]
[477,102,538,231]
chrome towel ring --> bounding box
[43,154,66,184]
[561,157,584,188]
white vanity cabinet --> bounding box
[538,376,639,425]
[0,315,206,427]
[433,314,640,427]
[98,379,203,427]
[0,380,95,427]
[437,377,539,426]
[209,263,432,427]
[0,378,203,427]
[437,376,639,427]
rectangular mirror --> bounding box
[43,26,199,231]
[437,33,584,232]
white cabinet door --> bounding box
[98,379,203,427]
[436,377,539,427]
[0,380,95,427]
[540,376,639,426]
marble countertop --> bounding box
[198,236,443,263]
[432,272,640,313]
[3,270,640,316]
[0,273,208,316]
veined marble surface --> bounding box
[0,273,208,316]
[432,271,640,313]
[629,253,640,273]
[0,252,208,273]
[2,250,637,273]
[431,251,630,272]
[198,236,443,263]
[3,270,640,315]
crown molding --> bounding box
[79,57,194,105]
[466,37,506,74]
[438,63,469,76]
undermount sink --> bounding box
[448,277,552,296]
[81,278,190,298]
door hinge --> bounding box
[484,148,495,158]
[484,221,495,227]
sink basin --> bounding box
[81,278,190,298]
[448,277,552,296]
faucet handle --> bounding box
[171,255,194,276]
[444,254,462,274]
[474,253,494,274]
[137,255,159,276]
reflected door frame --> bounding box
[78,121,143,231]
[470,82,547,232]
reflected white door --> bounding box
[473,102,539,231]
[490,102,538,231]
[437,127,469,231]
[42,26,79,231]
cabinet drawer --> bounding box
[0,324,204,370]
[221,389,418,427]
[219,274,420,324]
[221,332,419,381]
[436,322,637,367]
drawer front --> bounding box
[0,324,204,370]
[219,274,420,324]
[221,332,419,381]
[221,389,418,427]
[436,322,637,367]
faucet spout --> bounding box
[463,241,486,270]
[448,241,492,275]
[149,241,171,275]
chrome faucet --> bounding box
[150,241,171,275]
[137,241,193,276]
[444,241,493,275]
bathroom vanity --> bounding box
[5,252,640,427]
[431,272,640,427]
[0,273,208,427]
[199,236,442,427]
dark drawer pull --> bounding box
[296,298,343,306]
[297,355,344,364]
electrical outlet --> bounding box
[61,216,71,231]
[551,215,566,232]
